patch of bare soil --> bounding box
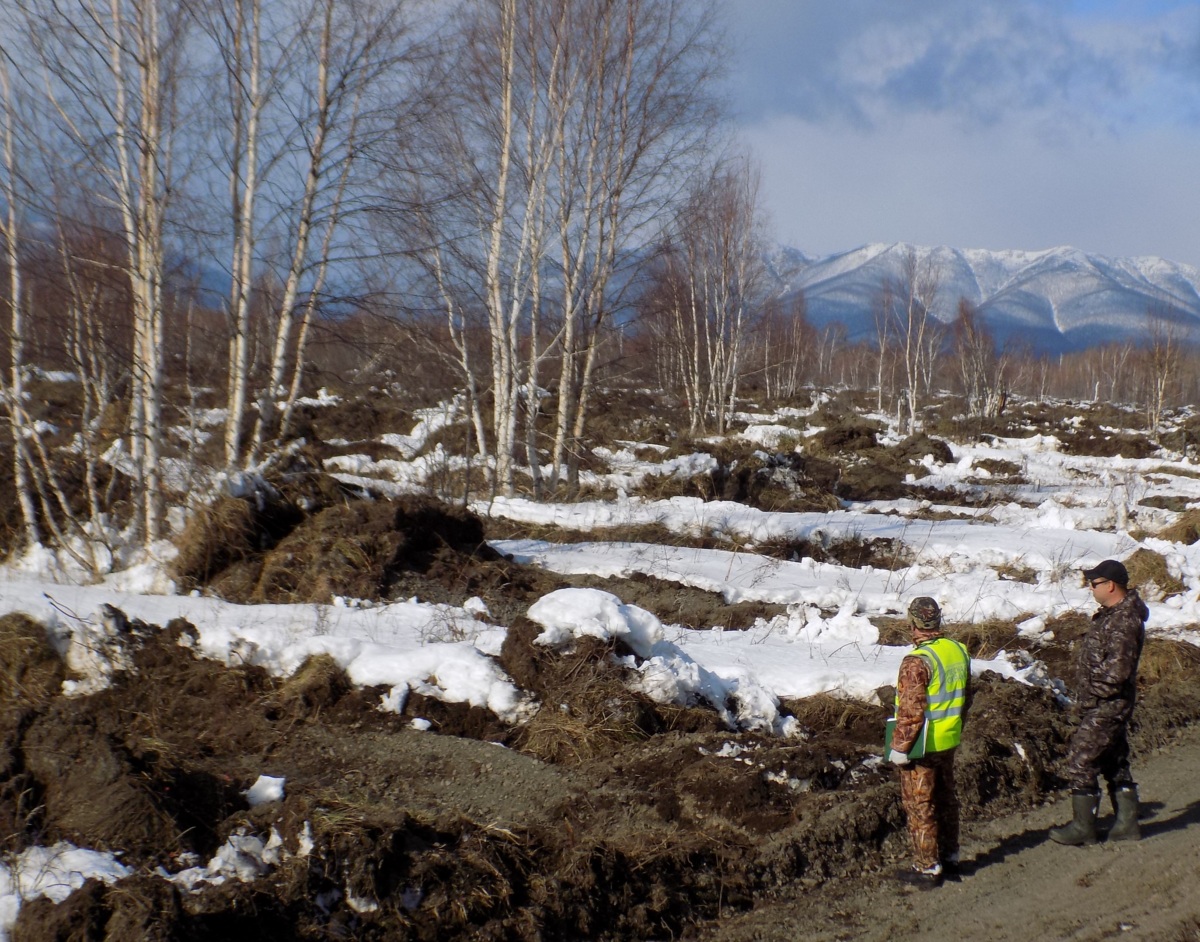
[1058,423,1156,459]
[7,603,1200,941]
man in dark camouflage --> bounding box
[889,597,970,889]
[1050,558,1148,846]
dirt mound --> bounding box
[1058,425,1155,459]
[642,442,841,512]
[174,489,540,611]
[807,419,881,456]
[1133,639,1200,748]
[703,451,842,512]
[892,432,955,465]
[7,599,1200,940]
[248,498,493,603]
[955,673,1073,810]
[758,533,909,570]
[171,491,304,592]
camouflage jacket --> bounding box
[892,654,932,755]
[1075,588,1148,710]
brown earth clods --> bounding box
[5,492,1200,940]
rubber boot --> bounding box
[1107,785,1141,842]
[894,863,943,889]
[1049,790,1099,846]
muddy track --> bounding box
[691,720,1200,942]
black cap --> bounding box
[1082,559,1128,587]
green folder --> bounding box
[884,717,928,760]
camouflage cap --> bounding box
[907,597,942,630]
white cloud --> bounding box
[723,0,1200,262]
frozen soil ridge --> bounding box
[3,595,1200,940]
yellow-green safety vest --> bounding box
[894,637,970,753]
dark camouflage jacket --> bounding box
[1075,588,1148,710]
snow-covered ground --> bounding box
[1,399,1199,934]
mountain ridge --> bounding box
[766,242,1200,352]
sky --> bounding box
[5,390,1200,930]
[721,0,1200,266]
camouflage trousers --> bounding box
[1064,701,1135,793]
[898,748,959,871]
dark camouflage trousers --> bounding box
[898,748,959,871]
[1065,700,1135,793]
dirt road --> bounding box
[695,722,1200,942]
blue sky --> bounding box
[722,0,1200,264]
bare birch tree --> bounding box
[17,0,185,546]
[954,297,1008,418]
[387,0,722,496]
[186,0,413,468]
[0,60,40,547]
[543,0,723,487]
[650,162,765,433]
[1142,308,1182,440]
[872,279,894,416]
[888,247,941,433]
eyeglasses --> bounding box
[1088,579,1110,588]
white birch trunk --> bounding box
[0,65,39,546]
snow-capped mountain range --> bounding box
[766,243,1200,352]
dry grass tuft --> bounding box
[170,496,258,590]
[517,671,649,765]
[1125,547,1186,599]
[995,563,1038,584]
[275,654,352,716]
[951,620,1021,661]
[1156,509,1200,546]
[0,613,65,707]
[787,692,887,733]
[1137,638,1200,688]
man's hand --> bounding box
[888,749,910,766]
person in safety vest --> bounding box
[888,596,970,889]
[1050,558,1147,846]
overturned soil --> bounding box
[8,485,1200,939]
[4,604,1200,940]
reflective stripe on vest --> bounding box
[894,637,970,753]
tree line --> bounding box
[0,0,1194,569]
